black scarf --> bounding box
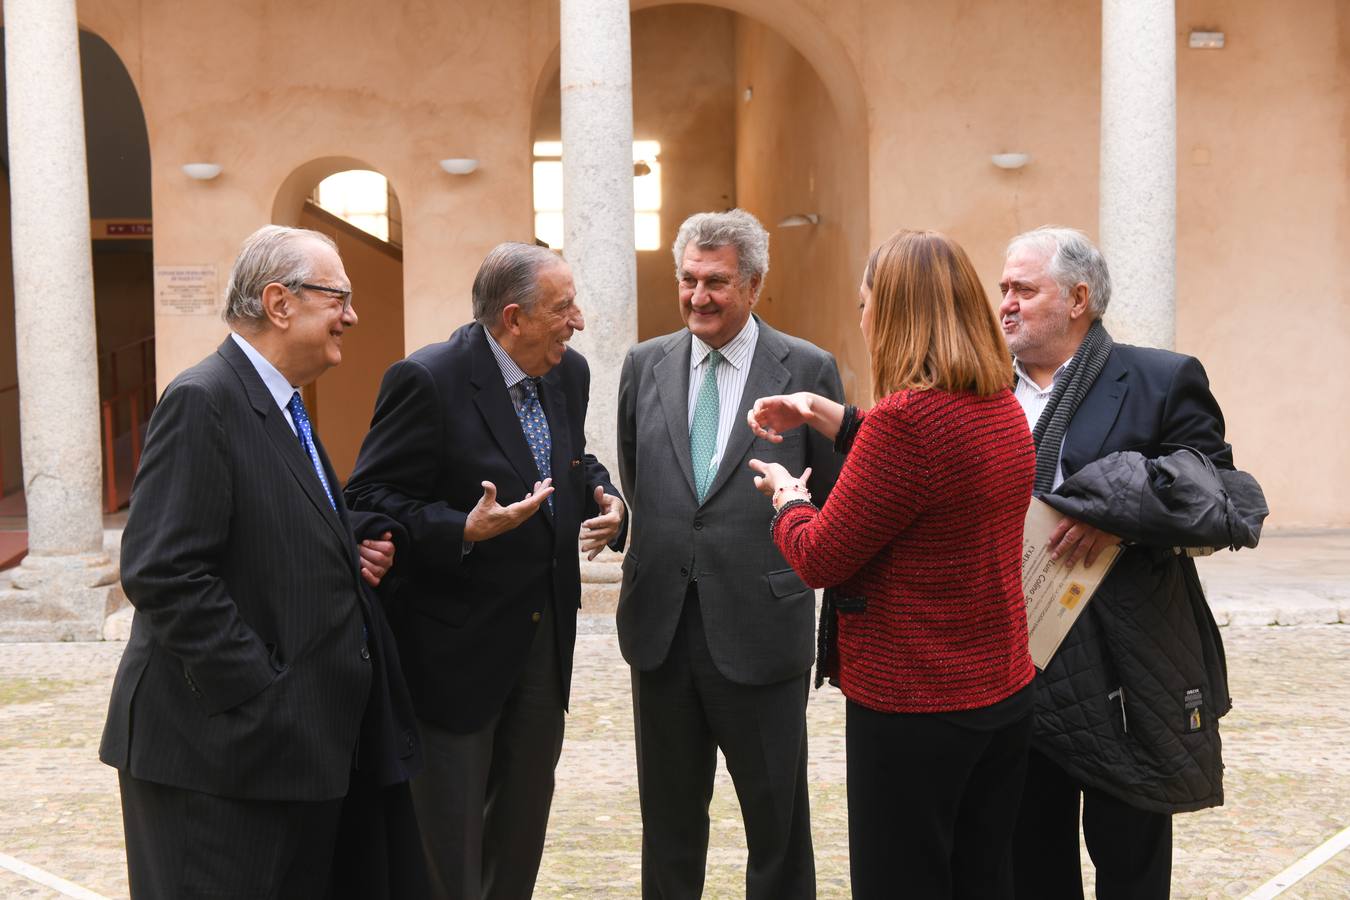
[1026,320,1114,493]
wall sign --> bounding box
[154,265,218,316]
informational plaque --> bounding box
[1022,497,1121,669]
[155,265,218,315]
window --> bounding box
[314,170,390,242]
[532,141,662,251]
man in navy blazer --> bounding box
[998,226,1234,899]
[100,226,420,898]
[346,242,626,900]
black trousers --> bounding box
[409,597,566,900]
[845,697,1033,900]
[1012,748,1172,900]
[118,771,344,899]
[632,586,815,900]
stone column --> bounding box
[1,0,117,640]
[560,0,637,603]
[1099,0,1176,349]
[560,0,637,472]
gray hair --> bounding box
[672,209,769,298]
[222,225,336,325]
[472,242,565,328]
[1006,226,1112,318]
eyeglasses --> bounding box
[296,282,353,313]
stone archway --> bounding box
[529,0,871,401]
[272,158,406,481]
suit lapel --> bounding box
[653,333,697,497]
[468,325,553,507]
[702,319,789,502]
[1062,350,1129,477]
[217,338,351,552]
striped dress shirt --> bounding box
[687,315,759,475]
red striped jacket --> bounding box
[773,388,1036,713]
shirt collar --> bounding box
[1013,356,1072,393]
[691,314,758,371]
[483,327,531,389]
[230,331,297,412]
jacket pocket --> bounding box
[766,567,808,600]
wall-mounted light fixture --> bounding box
[991,153,1031,170]
[777,213,819,228]
[439,158,479,175]
[1188,30,1224,49]
[181,163,222,180]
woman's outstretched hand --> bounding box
[747,392,817,442]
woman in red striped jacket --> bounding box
[747,229,1035,900]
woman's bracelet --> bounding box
[772,483,812,510]
[834,404,861,455]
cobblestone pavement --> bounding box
[0,623,1347,899]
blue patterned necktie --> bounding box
[689,350,722,502]
[515,377,553,512]
[287,391,336,510]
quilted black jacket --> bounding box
[1034,448,1268,814]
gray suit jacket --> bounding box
[616,318,844,685]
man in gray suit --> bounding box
[617,209,844,899]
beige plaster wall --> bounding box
[75,0,538,388]
[734,17,870,402]
[533,5,739,341]
[298,206,405,483]
[1173,0,1350,527]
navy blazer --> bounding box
[346,323,624,734]
[1059,343,1233,488]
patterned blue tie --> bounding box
[515,378,553,512]
[690,350,722,502]
[287,391,336,510]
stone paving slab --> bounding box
[2,627,1348,898]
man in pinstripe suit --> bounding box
[99,226,419,899]
[616,210,844,899]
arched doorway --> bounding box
[272,158,406,482]
[530,1,870,401]
[0,28,153,519]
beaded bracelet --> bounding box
[772,483,812,507]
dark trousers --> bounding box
[632,587,815,900]
[409,598,566,900]
[1012,748,1173,900]
[845,698,1033,900]
[118,771,343,899]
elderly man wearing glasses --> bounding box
[101,225,422,898]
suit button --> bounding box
[531,611,542,623]
[360,646,371,661]
[694,520,703,530]
[680,567,688,577]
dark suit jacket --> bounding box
[1059,343,1232,479]
[345,322,623,734]
[1033,342,1236,811]
[616,318,844,685]
[100,337,419,802]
